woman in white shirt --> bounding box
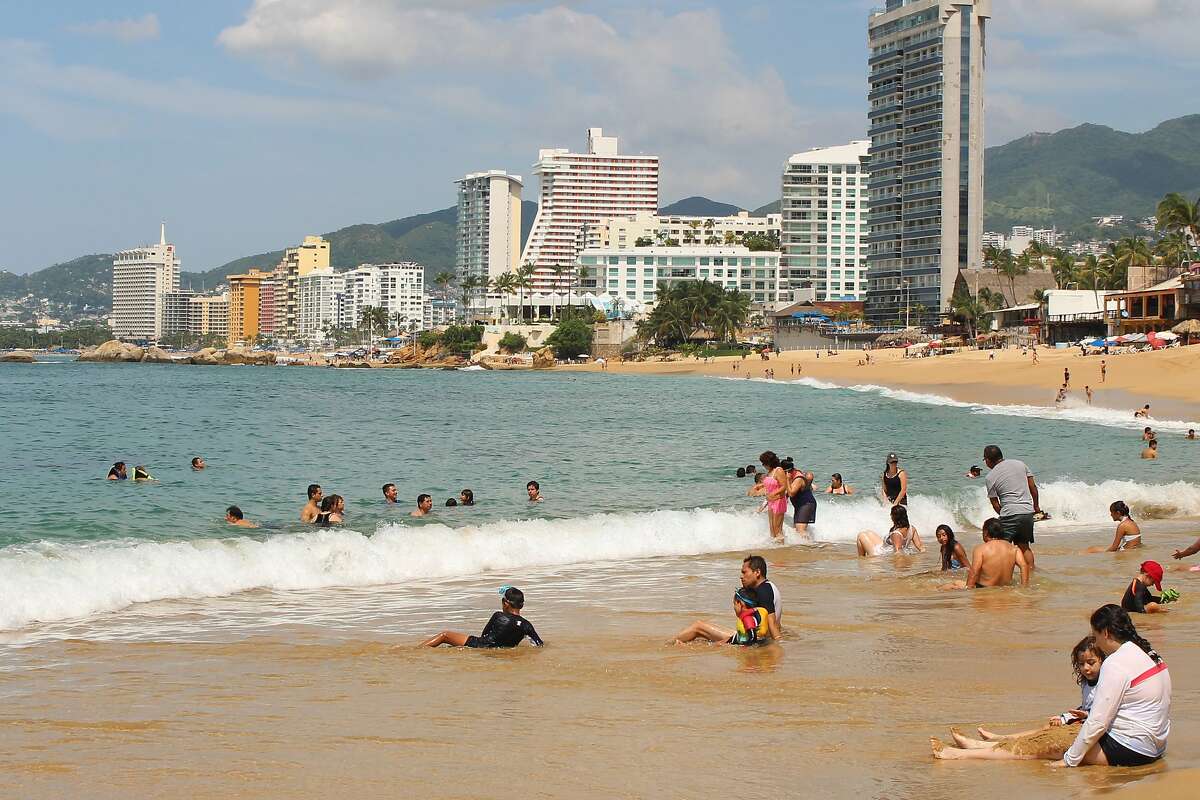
[1061,604,1171,767]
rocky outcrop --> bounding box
[532,347,556,369]
[190,347,221,366]
[478,354,533,370]
[385,343,468,369]
[0,350,36,363]
[78,340,144,363]
[140,346,175,364]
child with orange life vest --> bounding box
[672,588,771,646]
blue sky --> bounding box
[3,0,1197,274]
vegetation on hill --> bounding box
[636,280,750,348]
[658,196,744,217]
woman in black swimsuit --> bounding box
[881,452,908,507]
[314,494,345,527]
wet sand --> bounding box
[3,522,1198,799]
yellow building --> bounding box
[227,268,273,348]
[274,235,331,340]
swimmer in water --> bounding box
[782,457,817,542]
[225,505,258,528]
[856,505,925,557]
[459,488,475,506]
[315,494,344,527]
[965,465,982,479]
[411,493,433,517]
[1141,426,1154,442]
[526,480,544,502]
[107,461,127,480]
[191,456,206,470]
[940,518,1030,589]
[1141,439,1158,459]
[382,483,398,504]
[301,484,322,523]
[421,586,544,648]
[132,465,155,481]
[881,452,908,507]
[445,497,458,507]
[937,525,969,571]
[1187,429,1196,440]
[1134,404,1151,419]
[1087,501,1141,552]
[825,473,854,495]
[671,587,771,646]
[931,636,1105,761]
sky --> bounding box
[3,0,1198,274]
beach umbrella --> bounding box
[1172,318,1200,344]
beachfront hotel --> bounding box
[782,141,872,302]
[273,235,330,342]
[161,289,229,341]
[227,268,273,348]
[341,263,426,332]
[296,267,345,343]
[110,223,180,341]
[864,0,989,326]
[456,170,523,318]
[522,128,660,294]
[578,245,784,308]
[583,211,780,253]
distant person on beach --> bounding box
[672,587,771,647]
[526,480,544,502]
[1085,385,1093,404]
[459,488,475,506]
[931,635,1105,761]
[941,518,1030,589]
[1087,501,1141,552]
[382,483,398,504]
[983,444,1040,571]
[411,494,433,517]
[782,457,817,541]
[1188,429,1196,440]
[421,586,544,649]
[191,457,206,470]
[856,505,924,557]
[1121,561,1174,614]
[106,461,127,480]
[741,555,782,637]
[1141,439,1158,459]
[1064,367,1070,386]
[1134,404,1151,418]
[965,465,982,479]
[315,494,344,527]
[937,525,969,570]
[301,484,322,523]
[759,451,789,542]
[132,465,155,481]
[826,473,854,494]
[1057,604,1171,767]
[881,453,908,507]
[1055,385,1067,405]
[225,505,258,528]
[1100,360,1107,382]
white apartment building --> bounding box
[456,170,522,316]
[340,263,426,332]
[188,293,229,339]
[296,268,345,342]
[981,231,1005,249]
[522,128,659,293]
[424,296,457,329]
[111,223,181,341]
[584,211,780,251]
[781,141,871,301]
[161,290,195,336]
[578,246,783,307]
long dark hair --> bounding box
[1071,635,1105,686]
[936,524,957,570]
[1090,604,1162,664]
[759,450,780,470]
[1110,500,1131,519]
[889,505,910,531]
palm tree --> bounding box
[434,271,454,303]
[1052,253,1079,289]
[1156,192,1199,261]
[1111,237,1149,287]
[516,262,536,323]
[358,305,388,345]
[490,272,517,323]
[1154,232,1189,270]
[995,249,1027,306]
[982,245,1007,272]
[459,275,482,322]
[951,291,987,339]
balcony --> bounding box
[905,109,942,127]
[868,121,903,137]
[903,168,941,184]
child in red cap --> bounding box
[1120,561,1178,614]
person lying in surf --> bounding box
[421,586,544,649]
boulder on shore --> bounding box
[532,347,556,369]
[141,346,175,364]
[191,347,221,366]
[0,350,36,363]
[78,340,144,363]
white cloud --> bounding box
[69,13,161,43]
[216,1,854,203]
[1002,1,1200,60]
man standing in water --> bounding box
[983,445,1041,572]
[301,483,322,523]
[740,555,782,639]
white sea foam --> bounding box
[743,377,1200,432]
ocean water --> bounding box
[2,361,1198,632]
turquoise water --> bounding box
[2,361,1199,630]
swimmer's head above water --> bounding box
[498,585,525,610]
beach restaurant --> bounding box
[1103,273,1197,336]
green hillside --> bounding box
[659,197,744,216]
[1,254,113,311]
[984,114,1200,232]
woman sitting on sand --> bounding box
[856,506,925,557]
[931,635,1105,761]
[1087,501,1141,552]
[936,525,969,570]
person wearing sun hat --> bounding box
[1120,561,1179,614]
[420,586,544,648]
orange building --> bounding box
[227,268,273,348]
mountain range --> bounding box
[4,114,1198,312]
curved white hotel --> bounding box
[111,223,180,341]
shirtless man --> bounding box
[411,494,433,517]
[225,505,258,528]
[301,483,322,523]
[943,519,1030,589]
[1141,439,1158,460]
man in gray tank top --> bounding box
[983,444,1041,572]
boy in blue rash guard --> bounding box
[421,587,544,649]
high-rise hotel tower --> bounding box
[865,0,989,326]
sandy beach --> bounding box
[562,345,1200,420]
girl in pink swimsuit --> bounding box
[759,450,788,541]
